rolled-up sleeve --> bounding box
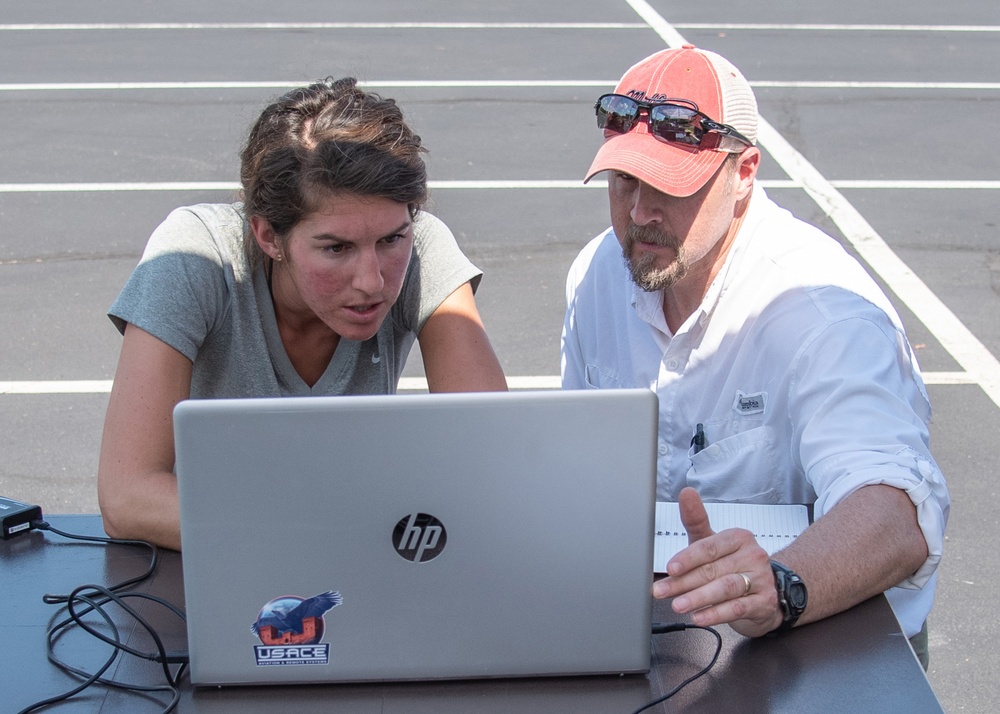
[792,309,950,589]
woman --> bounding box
[98,78,507,550]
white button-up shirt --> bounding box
[561,187,949,637]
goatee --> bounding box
[621,223,689,292]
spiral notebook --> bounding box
[653,502,811,573]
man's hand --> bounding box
[652,487,783,637]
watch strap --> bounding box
[770,560,807,632]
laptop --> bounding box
[174,388,658,686]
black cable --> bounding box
[32,520,160,601]
[630,623,723,714]
[16,521,188,714]
[19,590,122,713]
[55,583,186,664]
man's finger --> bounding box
[679,487,715,543]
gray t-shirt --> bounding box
[109,203,482,397]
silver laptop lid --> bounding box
[175,389,657,686]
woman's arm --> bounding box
[97,323,193,550]
[418,282,507,393]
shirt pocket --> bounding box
[584,363,628,389]
[685,425,779,503]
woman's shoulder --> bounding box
[144,203,249,271]
[155,203,245,243]
[393,210,480,328]
[411,210,455,244]
[409,211,471,267]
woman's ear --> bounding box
[250,215,283,261]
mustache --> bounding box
[622,223,678,249]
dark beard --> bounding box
[621,223,688,291]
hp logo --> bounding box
[393,513,447,563]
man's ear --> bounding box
[250,215,283,261]
[735,147,761,200]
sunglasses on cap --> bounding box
[595,93,752,150]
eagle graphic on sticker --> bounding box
[250,591,342,666]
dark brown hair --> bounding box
[240,77,428,263]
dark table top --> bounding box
[3,515,943,713]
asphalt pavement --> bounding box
[1,0,997,710]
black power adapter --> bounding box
[0,496,43,539]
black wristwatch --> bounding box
[770,560,807,632]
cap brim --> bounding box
[584,130,729,198]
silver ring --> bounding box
[739,572,752,597]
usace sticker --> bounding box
[250,590,342,666]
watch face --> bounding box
[789,583,808,610]
[772,562,807,621]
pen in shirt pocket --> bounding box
[691,423,706,454]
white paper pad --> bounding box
[654,502,810,573]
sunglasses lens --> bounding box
[649,105,703,146]
[595,95,745,148]
[597,95,639,134]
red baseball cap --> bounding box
[585,45,758,197]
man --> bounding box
[560,46,949,664]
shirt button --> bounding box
[666,358,679,370]
[658,442,668,456]
[705,444,721,457]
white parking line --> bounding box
[0,22,649,31]
[678,23,1000,33]
[752,81,1000,89]
[2,180,999,194]
[0,80,620,91]
[2,80,999,92]
[1,22,998,32]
